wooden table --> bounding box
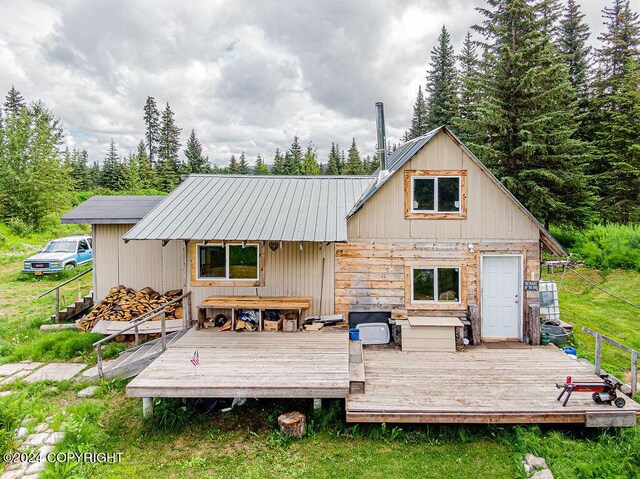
[197,295,312,331]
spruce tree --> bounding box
[238,151,249,174]
[101,139,122,190]
[272,148,285,174]
[301,144,321,175]
[4,86,25,117]
[184,129,209,173]
[592,0,640,222]
[408,86,429,139]
[136,140,154,188]
[70,149,91,191]
[425,25,458,129]
[253,154,270,175]
[343,138,364,174]
[560,0,592,103]
[143,96,160,162]
[228,154,239,174]
[284,136,303,175]
[474,0,594,228]
[537,0,564,40]
[325,143,340,175]
[120,152,142,192]
[452,31,484,145]
[156,103,182,189]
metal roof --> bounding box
[61,196,165,224]
[123,175,375,242]
[347,127,441,218]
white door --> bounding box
[481,255,521,340]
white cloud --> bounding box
[0,0,638,165]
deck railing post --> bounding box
[54,288,60,322]
[594,332,602,375]
[97,345,103,379]
[134,324,139,346]
[161,312,167,352]
[184,293,191,330]
[632,352,638,396]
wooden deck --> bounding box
[126,328,349,399]
[346,346,640,426]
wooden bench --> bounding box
[197,296,312,331]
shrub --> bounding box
[551,224,640,271]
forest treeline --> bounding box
[0,0,639,231]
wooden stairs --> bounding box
[52,294,94,322]
[93,330,189,380]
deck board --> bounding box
[346,346,640,425]
[126,329,349,398]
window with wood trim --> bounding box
[410,266,461,303]
[404,170,467,219]
[197,243,259,281]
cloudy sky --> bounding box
[0,0,636,167]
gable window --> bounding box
[197,243,259,281]
[411,266,460,303]
[405,170,467,219]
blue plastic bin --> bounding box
[349,328,360,341]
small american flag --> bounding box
[190,349,200,367]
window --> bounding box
[412,176,460,213]
[78,240,89,252]
[197,243,259,280]
[411,267,460,303]
[405,170,467,219]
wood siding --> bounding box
[335,241,540,318]
[347,130,540,242]
[93,224,183,300]
[189,241,335,319]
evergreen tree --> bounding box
[301,144,321,175]
[560,0,592,103]
[184,129,209,173]
[284,136,303,175]
[143,96,160,162]
[136,140,154,188]
[4,85,25,117]
[228,154,239,174]
[343,138,364,174]
[272,148,285,174]
[120,152,143,192]
[452,31,484,145]
[70,149,91,191]
[426,25,458,129]
[325,143,341,175]
[473,0,594,228]
[408,86,429,139]
[238,151,249,174]
[101,139,122,190]
[156,103,182,190]
[253,154,270,175]
[537,0,564,39]
[592,0,640,222]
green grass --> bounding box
[543,267,640,383]
[1,245,640,478]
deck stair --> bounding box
[99,330,188,380]
[52,294,94,322]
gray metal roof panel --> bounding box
[60,196,165,224]
[123,175,375,242]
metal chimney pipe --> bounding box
[375,102,387,170]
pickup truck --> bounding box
[22,235,93,275]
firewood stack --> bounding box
[76,286,183,331]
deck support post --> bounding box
[313,398,322,410]
[142,397,153,418]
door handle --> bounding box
[514,299,519,303]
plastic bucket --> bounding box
[349,328,360,341]
[562,346,577,356]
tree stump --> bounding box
[277,411,306,438]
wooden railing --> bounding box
[37,267,93,321]
[92,291,192,378]
[583,326,638,396]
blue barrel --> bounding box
[349,328,360,341]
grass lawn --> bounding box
[1,245,640,478]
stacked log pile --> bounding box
[77,286,183,331]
